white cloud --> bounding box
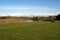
[0,6,33,10]
[0,6,60,16]
[0,6,59,11]
[0,13,58,17]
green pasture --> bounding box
[0,21,60,40]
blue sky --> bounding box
[0,0,60,16]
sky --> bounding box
[0,0,60,16]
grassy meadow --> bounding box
[0,21,60,40]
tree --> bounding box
[31,16,39,21]
[0,17,7,19]
[56,14,60,20]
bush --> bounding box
[56,14,60,20]
[31,16,39,21]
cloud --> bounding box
[0,6,33,10]
[0,6,60,16]
[0,12,58,17]
[0,6,59,11]
[0,6,60,13]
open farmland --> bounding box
[0,21,60,40]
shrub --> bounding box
[31,16,39,21]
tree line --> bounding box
[31,14,60,22]
[0,14,60,22]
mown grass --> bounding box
[0,21,60,40]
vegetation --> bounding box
[31,16,39,21]
[56,14,60,20]
[0,21,60,40]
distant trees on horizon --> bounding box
[0,14,60,21]
[55,14,60,20]
[31,16,39,21]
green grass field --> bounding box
[0,21,60,40]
